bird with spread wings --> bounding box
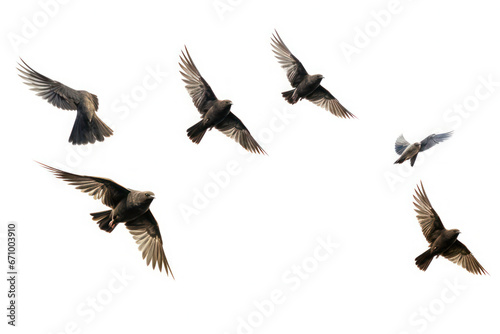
[39,162,173,277]
[271,30,355,119]
[394,131,453,166]
[179,47,266,154]
[413,182,487,275]
[18,59,113,145]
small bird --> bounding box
[413,182,487,275]
[179,47,266,154]
[394,131,453,166]
[18,59,113,145]
[38,162,173,277]
[271,30,355,119]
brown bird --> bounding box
[38,162,173,277]
[271,30,355,119]
[179,47,266,154]
[413,182,487,275]
[18,59,113,145]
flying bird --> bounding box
[413,182,487,275]
[394,131,453,166]
[271,30,355,119]
[18,59,113,145]
[179,47,266,154]
[38,162,173,277]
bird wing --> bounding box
[215,112,267,155]
[125,210,174,277]
[442,240,488,275]
[179,47,217,114]
[38,162,129,208]
[395,134,410,155]
[305,85,355,119]
[419,131,453,152]
[17,59,91,111]
[271,30,308,87]
[413,181,445,243]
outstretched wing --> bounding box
[17,59,87,111]
[38,162,129,208]
[305,86,355,119]
[413,181,445,243]
[215,112,267,155]
[125,210,174,277]
[420,131,453,152]
[395,134,410,155]
[442,240,488,275]
[179,47,217,114]
[271,30,308,87]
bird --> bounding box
[413,182,487,275]
[179,47,266,155]
[38,162,173,277]
[271,30,355,119]
[394,131,453,166]
[17,59,113,145]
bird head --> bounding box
[222,100,233,107]
[312,74,325,82]
[143,191,156,202]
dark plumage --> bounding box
[179,47,266,154]
[38,162,173,277]
[394,131,453,166]
[413,182,487,275]
[18,59,113,145]
[271,30,355,119]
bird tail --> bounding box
[69,113,113,145]
[410,153,418,167]
[394,155,406,164]
[90,114,113,143]
[90,210,115,233]
[415,249,434,271]
[69,113,92,145]
[187,120,208,144]
[282,89,298,104]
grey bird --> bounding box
[179,47,266,154]
[38,162,173,277]
[413,182,487,275]
[18,59,113,145]
[394,131,453,166]
[271,30,355,119]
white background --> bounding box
[1,0,500,333]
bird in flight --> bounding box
[179,47,266,154]
[394,131,453,166]
[38,162,173,277]
[271,30,355,119]
[18,59,113,145]
[413,182,487,275]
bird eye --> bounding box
[146,193,150,197]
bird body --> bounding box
[394,142,421,165]
[110,190,155,225]
[429,229,460,255]
[394,131,453,166]
[413,182,487,275]
[284,74,324,104]
[201,100,233,129]
[18,59,113,145]
[38,162,173,277]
